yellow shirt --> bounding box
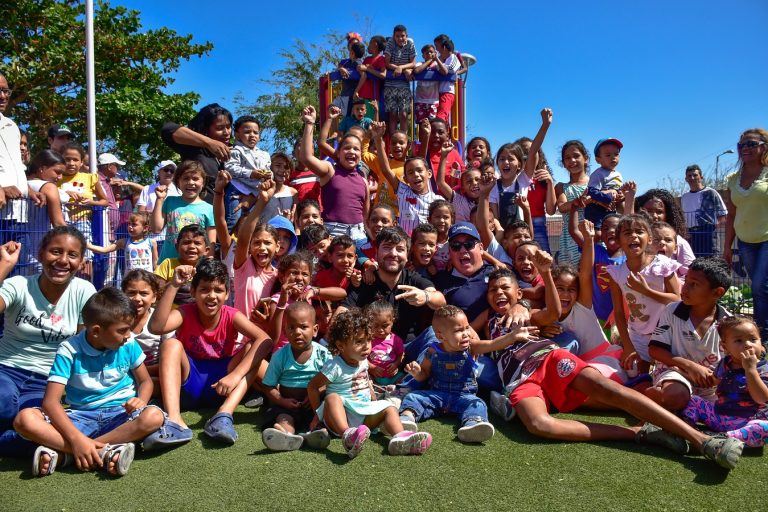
[727,166,768,243]
[58,172,99,221]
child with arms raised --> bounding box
[607,214,681,377]
[436,142,487,222]
[307,310,432,458]
[14,288,165,477]
[146,259,272,447]
[371,121,440,236]
[681,316,768,448]
[261,302,332,451]
[646,258,733,410]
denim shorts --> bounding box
[37,404,162,439]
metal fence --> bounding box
[1,199,755,315]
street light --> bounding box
[715,149,735,188]
[460,53,477,150]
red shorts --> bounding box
[509,349,590,413]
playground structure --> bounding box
[319,68,468,152]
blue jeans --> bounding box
[738,239,768,341]
[224,182,242,232]
[400,390,488,426]
[532,216,551,253]
[403,327,438,365]
[0,365,48,431]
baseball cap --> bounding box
[47,124,73,138]
[154,160,177,173]
[448,221,481,241]
[594,138,623,156]
[97,153,126,166]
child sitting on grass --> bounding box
[646,258,733,410]
[307,310,432,458]
[681,316,768,448]
[261,302,332,451]
[146,259,273,448]
[400,305,538,444]
[14,288,165,477]
[365,301,405,386]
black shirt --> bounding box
[434,264,495,322]
[342,269,435,339]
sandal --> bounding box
[32,445,71,477]
[204,412,238,445]
[99,443,136,477]
[141,420,193,451]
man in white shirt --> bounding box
[681,164,728,257]
[0,72,30,238]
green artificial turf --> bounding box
[0,406,764,512]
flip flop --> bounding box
[141,420,193,451]
[204,412,238,445]
[99,443,136,477]
[32,445,71,477]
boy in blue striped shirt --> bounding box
[14,288,165,477]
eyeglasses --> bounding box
[737,140,766,150]
[449,239,479,252]
[160,167,175,172]
[0,89,12,97]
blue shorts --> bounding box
[180,356,232,409]
[0,364,48,430]
[38,404,161,438]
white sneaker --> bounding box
[490,391,516,422]
[457,421,495,443]
[400,417,418,432]
[262,428,304,451]
[388,431,432,455]
[300,429,331,450]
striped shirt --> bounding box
[396,182,440,236]
[49,330,145,410]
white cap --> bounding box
[97,153,126,166]
[154,160,177,173]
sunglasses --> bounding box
[737,140,766,150]
[449,239,479,252]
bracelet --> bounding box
[275,303,287,311]
[518,299,532,311]
[423,289,430,305]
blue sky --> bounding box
[122,0,767,191]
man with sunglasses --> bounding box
[434,222,530,326]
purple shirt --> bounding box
[320,165,366,224]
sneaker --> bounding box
[457,421,495,443]
[489,391,516,422]
[262,428,304,451]
[388,431,432,456]
[634,423,689,455]
[702,436,744,470]
[342,425,370,459]
[244,396,265,409]
[300,429,331,450]
[400,416,418,432]
[203,412,238,445]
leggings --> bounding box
[682,395,768,448]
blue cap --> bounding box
[267,216,298,254]
[448,221,481,241]
[594,138,623,156]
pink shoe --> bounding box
[388,431,433,455]
[342,425,370,459]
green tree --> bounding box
[234,32,346,152]
[0,0,212,182]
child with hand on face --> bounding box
[261,302,332,452]
[436,142,486,222]
[307,310,432,458]
[680,316,768,448]
[313,235,362,290]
